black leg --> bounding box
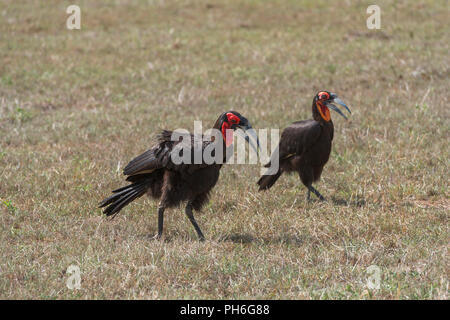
[309,185,325,201]
[156,206,165,239]
[185,202,205,241]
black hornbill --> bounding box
[99,111,259,241]
[257,91,351,201]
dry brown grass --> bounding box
[0,0,448,299]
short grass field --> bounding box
[0,0,448,299]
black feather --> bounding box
[100,179,149,216]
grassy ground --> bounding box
[0,0,448,299]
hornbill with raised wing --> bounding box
[257,91,351,201]
[99,111,259,240]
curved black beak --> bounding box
[234,118,260,154]
[326,93,352,120]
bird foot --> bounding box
[308,186,326,202]
[151,233,163,240]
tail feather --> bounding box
[99,180,149,217]
[112,183,136,193]
[99,185,134,207]
[257,170,282,191]
[104,188,143,217]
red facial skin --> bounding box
[221,113,241,146]
[316,91,331,122]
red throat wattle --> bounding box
[221,113,240,147]
[317,101,331,122]
[221,122,233,147]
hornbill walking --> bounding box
[257,91,351,201]
[99,111,259,240]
